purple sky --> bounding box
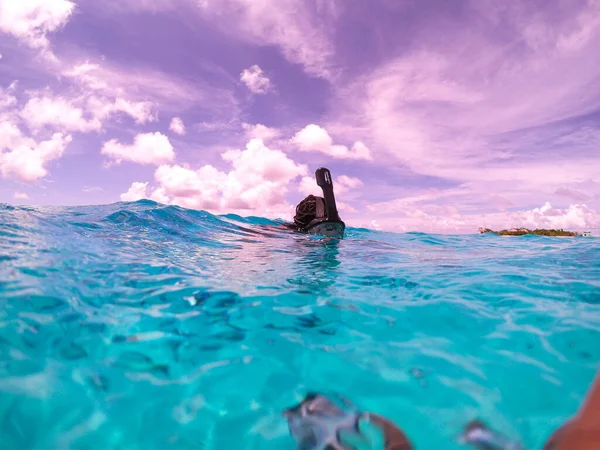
[1,0,599,233]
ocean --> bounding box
[1,200,599,449]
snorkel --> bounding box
[297,167,346,239]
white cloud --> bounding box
[120,181,170,204]
[516,202,594,230]
[240,65,271,94]
[336,175,363,194]
[58,60,241,131]
[298,174,363,197]
[0,0,75,49]
[199,1,336,79]
[82,186,103,193]
[370,220,382,231]
[337,202,357,214]
[63,61,236,117]
[169,117,186,135]
[16,90,155,135]
[84,96,156,125]
[63,63,110,91]
[320,0,600,226]
[242,123,279,142]
[152,164,226,210]
[555,187,590,201]
[20,96,102,132]
[291,124,372,160]
[357,202,600,234]
[108,98,156,124]
[120,182,149,202]
[14,192,29,200]
[0,120,24,150]
[196,121,233,132]
[334,0,600,174]
[368,186,474,214]
[220,139,307,210]
[97,0,337,79]
[298,176,321,197]
[149,187,169,204]
[0,88,16,111]
[0,124,72,182]
[101,132,175,166]
[120,138,308,218]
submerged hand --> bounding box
[542,369,600,450]
[362,412,413,450]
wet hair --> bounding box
[294,195,320,229]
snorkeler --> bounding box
[287,167,346,239]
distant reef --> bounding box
[478,227,581,237]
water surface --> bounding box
[1,200,599,449]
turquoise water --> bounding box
[1,200,599,449]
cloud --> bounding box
[55,60,241,132]
[0,122,72,183]
[337,0,600,172]
[62,61,237,117]
[555,187,590,201]
[337,202,357,214]
[296,177,360,213]
[0,120,23,150]
[89,97,156,124]
[368,186,475,215]
[242,123,280,142]
[321,0,600,227]
[0,0,75,50]
[0,76,159,183]
[291,124,372,160]
[0,88,16,111]
[17,88,156,135]
[169,117,186,135]
[198,0,337,79]
[84,0,177,15]
[240,65,271,94]
[336,175,364,194]
[88,0,338,79]
[298,176,321,197]
[120,138,308,218]
[120,181,150,202]
[359,202,599,234]
[101,132,175,166]
[14,192,29,200]
[20,96,102,133]
[82,186,103,193]
[152,164,227,210]
[298,174,363,197]
[517,202,597,230]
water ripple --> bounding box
[0,201,598,449]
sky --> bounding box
[1,0,599,233]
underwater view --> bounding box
[1,200,599,449]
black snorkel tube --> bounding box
[303,167,346,238]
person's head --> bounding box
[291,167,346,238]
[293,195,325,229]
